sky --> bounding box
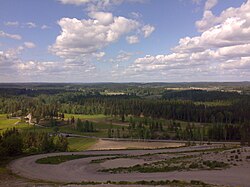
[0,0,249,82]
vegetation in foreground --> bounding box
[67,179,212,186]
[100,155,229,174]
[36,154,115,164]
[0,128,68,158]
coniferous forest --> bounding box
[0,82,250,158]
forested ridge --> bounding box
[0,89,249,124]
[0,83,249,144]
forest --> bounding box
[0,83,250,148]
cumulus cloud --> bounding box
[4,21,19,27]
[59,0,91,6]
[17,61,65,74]
[26,22,37,28]
[58,0,144,11]
[50,13,140,61]
[88,11,113,25]
[24,42,36,49]
[109,51,133,63]
[14,59,98,81]
[93,51,105,60]
[125,0,250,81]
[204,0,218,10]
[0,30,22,40]
[41,25,50,29]
[0,50,19,67]
[141,24,155,38]
[196,0,249,32]
[126,35,139,44]
[130,12,142,19]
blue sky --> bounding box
[0,0,249,82]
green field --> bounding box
[64,114,106,120]
[0,114,32,133]
[67,137,97,151]
[0,114,55,134]
[59,125,108,138]
[60,115,124,138]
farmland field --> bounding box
[0,115,30,133]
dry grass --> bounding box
[90,139,184,150]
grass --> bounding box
[0,114,42,133]
[59,125,107,137]
[91,146,235,164]
[100,147,232,174]
[202,160,229,169]
[36,154,115,164]
[68,179,211,186]
[194,101,232,107]
[0,115,20,132]
[100,155,194,173]
[59,120,123,138]
[64,114,106,120]
[67,137,97,151]
[0,155,23,175]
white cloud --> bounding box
[130,12,142,19]
[126,35,139,44]
[58,0,144,11]
[4,21,19,27]
[24,42,36,49]
[0,46,26,71]
[93,51,105,60]
[141,24,155,38]
[50,13,140,61]
[196,0,249,32]
[41,25,50,29]
[0,50,17,66]
[26,22,37,28]
[0,30,22,40]
[15,59,98,81]
[59,0,91,6]
[125,0,250,81]
[110,51,133,63]
[17,61,61,72]
[88,11,113,25]
[0,43,99,82]
[204,0,218,10]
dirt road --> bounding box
[9,145,250,187]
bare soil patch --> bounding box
[90,139,184,150]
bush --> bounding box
[0,128,23,157]
[202,160,228,169]
[1,128,68,157]
[189,162,199,169]
[54,135,68,152]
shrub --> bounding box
[189,162,199,169]
[0,128,23,157]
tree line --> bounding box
[0,128,68,157]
